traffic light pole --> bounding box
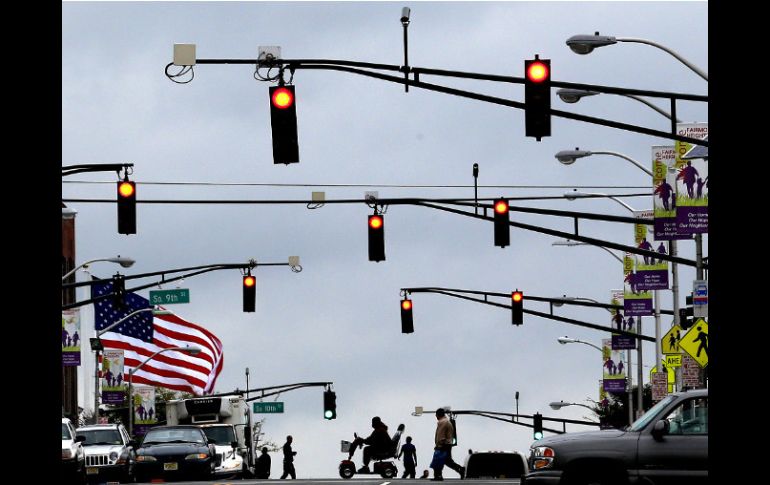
[171,57,708,146]
[61,260,301,310]
[402,287,657,342]
[205,382,333,402]
[417,409,600,435]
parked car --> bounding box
[524,388,708,485]
[77,422,135,483]
[61,417,86,484]
[134,425,216,482]
[464,450,528,479]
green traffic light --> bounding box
[324,410,334,419]
[534,431,544,440]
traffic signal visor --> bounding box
[512,291,523,303]
[244,275,256,287]
[118,181,135,198]
[401,299,412,311]
[495,200,509,214]
[369,215,383,229]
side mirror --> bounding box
[231,441,239,449]
[75,435,86,443]
[651,420,669,441]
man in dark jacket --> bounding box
[280,436,297,479]
[348,416,392,473]
[256,447,271,479]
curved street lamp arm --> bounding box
[617,38,708,81]
[589,151,653,177]
[624,94,681,122]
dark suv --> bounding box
[524,389,707,485]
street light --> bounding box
[556,88,680,122]
[62,256,136,281]
[128,346,201,436]
[91,306,171,424]
[549,401,596,412]
[555,149,653,177]
[552,240,623,264]
[565,33,708,81]
[557,336,633,425]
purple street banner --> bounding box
[633,210,669,290]
[652,146,686,240]
[623,253,653,316]
[674,123,708,235]
[602,338,628,393]
[62,309,82,366]
[610,289,635,350]
[101,349,126,405]
[133,385,157,436]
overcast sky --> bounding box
[62,0,708,478]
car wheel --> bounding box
[381,466,396,479]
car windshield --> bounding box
[628,394,678,431]
[80,429,123,446]
[62,423,72,440]
[143,428,206,445]
[201,426,235,444]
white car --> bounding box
[62,417,86,483]
[198,424,245,478]
[77,423,135,483]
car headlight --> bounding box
[185,453,209,460]
[530,446,555,470]
[62,449,73,460]
[109,451,119,462]
[136,455,157,462]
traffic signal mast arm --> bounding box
[62,195,701,269]
[171,57,707,146]
[61,260,300,310]
[204,382,333,402]
[402,287,657,342]
[418,409,598,434]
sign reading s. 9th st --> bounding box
[149,289,190,305]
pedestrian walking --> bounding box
[431,408,464,481]
[398,436,417,478]
[280,435,297,479]
[256,446,272,479]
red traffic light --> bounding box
[527,61,549,83]
[271,87,294,109]
[244,275,256,287]
[494,200,509,214]
[512,291,523,303]
[401,299,412,311]
[369,215,383,229]
[118,181,135,198]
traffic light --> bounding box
[117,179,136,234]
[511,290,523,325]
[243,274,256,312]
[493,198,510,248]
[323,390,337,420]
[533,412,543,440]
[401,298,414,334]
[368,214,385,262]
[524,56,551,141]
[112,274,125,308]
[679,306,694,330]
[269,85,299,165]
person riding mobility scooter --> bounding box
[339,417,405,479]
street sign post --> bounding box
[253,402,285,413]
[149,289,190,305]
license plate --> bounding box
[86,467,99,475]
[163,462,179,471]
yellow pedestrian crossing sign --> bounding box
[679,319,708,367]
[662,325,683,354]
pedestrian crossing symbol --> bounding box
[661,324,683,354]
[679,319,708,367]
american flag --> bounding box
[92,280,224,395]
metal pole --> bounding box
[670,240,681,391]
[128,370,134,436]
[402,23,409,92]
[636,319,644,418]
[627,349,633,425]
[246,367,250,401]
[695,234,704,280]
[654,290,661,384]
[94,350,101,424]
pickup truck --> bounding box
[524,388,707,485]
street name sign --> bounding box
[253,402,284,413]
[149,289,190,305]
